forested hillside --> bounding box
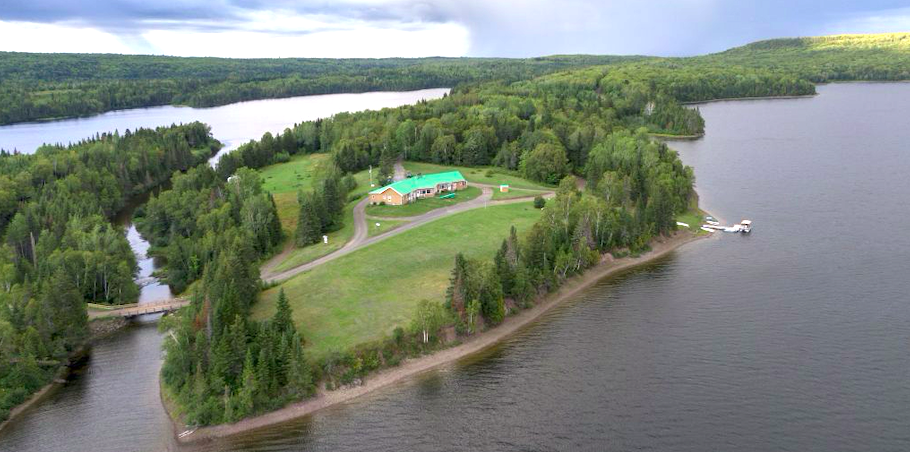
[1,32,908,126]
[0,123,220,422]
[0,54,639,125]
[707,33,910,82]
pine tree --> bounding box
[445,253,468,317]
[494,240,514,297]
[236,350,257,418]
[285,332,312,396]
[267,193,284,246]
[272,288,295,337]
[321,174,344,230]
[295,192,321,246]
[256,346,273,399]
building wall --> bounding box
[369,188,404,205]
[369,179,466,206]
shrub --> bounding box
[533,196,546,209]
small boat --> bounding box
[676,221,690,228]
[705,220,720,226]
[740,219,752,233]
[700,226,715,233]
[705,216,717,222]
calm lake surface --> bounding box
[1,83,909,452]
[0,88,450,159]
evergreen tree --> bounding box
[295,192,322,246]
[272,288,295,338]
[445,253,469,317]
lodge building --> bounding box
[368,171,467,205]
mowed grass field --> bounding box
[258,153,376,272]
[491,187,543,200]
[252,202,543,358]
[403,161,554,191]
[364,185,482,217]
[367,218,408,237]
[260,153,332,194]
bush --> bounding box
[273,152,291,163]
[485,169,495,178]
[533,196,546,209]
[341,174,358,192]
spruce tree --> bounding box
[445,253,468,317]
[272,288,295,337]
[295,193,321,246]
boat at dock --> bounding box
[701,219,753,233]
[739,220,752,233]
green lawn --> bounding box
[364,186,482,217]
[491,187,543,200]
[259,153,332,194]
[675,208,711,234]
[402,162,553,191]
[252,202,543,358]
[270,199,358,273]
[258,153,376,272]
[366,218,408,237]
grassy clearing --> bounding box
[675,208,711,234]
[402,161,553,191]
[259,153,332,194]
[252,202,542,358]
[270,199,358,273]
[366,218,408,237]
[259,153,375,271]
[491,187,543,200]
[364,186,482,217]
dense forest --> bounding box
[0,123,219,422]
[4,32,910,426]
[2,33,908,126]
[0,54,639,125]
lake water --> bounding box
[2,83,909,451]
[0,88,450,161]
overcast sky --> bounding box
[0,0,908,58]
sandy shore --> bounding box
[681,93,817,105]
[177,229,708,444]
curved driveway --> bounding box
[261,184,553,284]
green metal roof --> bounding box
[369,171,466,195]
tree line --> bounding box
[0,53,639,125]
[4,33,908,126]
[0,122,219,423]
[136,166,283,294]
[442,129,693,333]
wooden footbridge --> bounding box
[88,299,190,320]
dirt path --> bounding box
[261,184,554,283]
[393,159,407,181]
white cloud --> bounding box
[0,20,133,53]
[0,12,470,58]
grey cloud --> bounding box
[1,0,908,56]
